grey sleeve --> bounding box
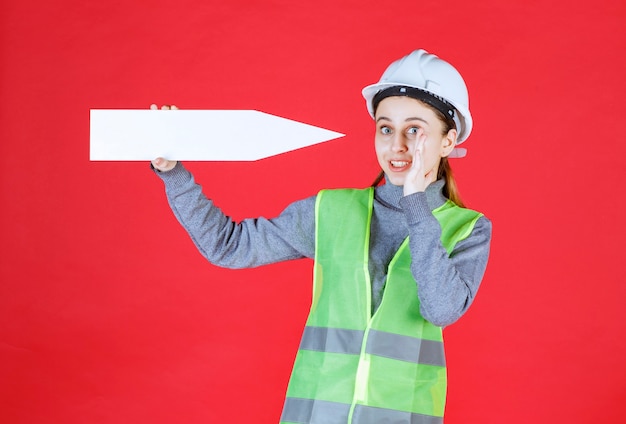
[153,162,316,268]
[399,192,492,327]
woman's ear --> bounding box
[440,129,457,157]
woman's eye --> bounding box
[407,127,420,135]
[380,127,392,135]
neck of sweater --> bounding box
[375,178,447,212]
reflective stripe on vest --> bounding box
[280,188,482,424]
[299,326,445,366]
[281,398,445,424]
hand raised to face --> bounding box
[402,129,436,196]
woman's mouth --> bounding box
[389,160,411,171]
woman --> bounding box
[151,49,491,424]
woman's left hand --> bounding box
[403,130,435,196]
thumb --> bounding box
[151,157,177,172]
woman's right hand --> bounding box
[150,104,178,172]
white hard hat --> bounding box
[362,49,473,154]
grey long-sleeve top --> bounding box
[154,162,492,327]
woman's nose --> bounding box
[391,134,408,152]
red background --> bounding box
[1,0,625,422]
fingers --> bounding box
[149,104,179,172]
[403,130,431,196]
[411,129,426,170]
[149,104,178,110]
[417,128,426,151]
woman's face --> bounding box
[374,96,456,186]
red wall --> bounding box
[1,0,625,422]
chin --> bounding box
[385,175,406,186]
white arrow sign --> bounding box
[89,109,345,161]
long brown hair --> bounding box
[437,157,464,207]
[370,98,465,207]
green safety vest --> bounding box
[280,188,482,424]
